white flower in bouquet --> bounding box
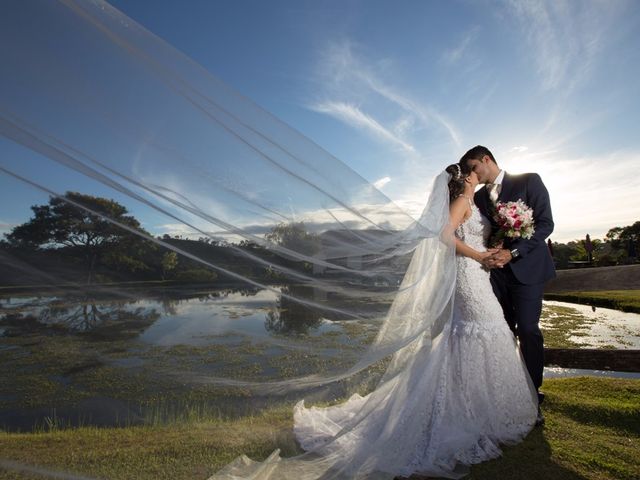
[493,199,535,242]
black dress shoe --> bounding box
[535,407,545,427]
[538,391,545,405]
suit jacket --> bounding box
[475,172,556,285]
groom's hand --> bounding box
[483,249,512,269]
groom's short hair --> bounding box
[459,145,497,166]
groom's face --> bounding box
[466,157,492,184]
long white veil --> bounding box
[0,1,458,478]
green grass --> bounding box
[1,377,638,480]
[540,303,598,348]
[544,290,640,313]
[0,405,299,480]
[466,377,640,480]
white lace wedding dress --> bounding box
[210,204,538,480]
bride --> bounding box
[210,163,538,480]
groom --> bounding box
[459,146,555,424]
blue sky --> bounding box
[1,0,639,243]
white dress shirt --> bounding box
[492,169,505,186]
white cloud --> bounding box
[504,0,622,93]
[155,223,195,238]
[392,115,415,139]
[373,176,391,189]
[442,28,480,65]
[310,102,416,153]
[0,222,14,237]
[350,66,462,149]
[310,40,462,152]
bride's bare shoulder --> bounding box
[450,196,472,225]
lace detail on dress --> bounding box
[453,205,500,330]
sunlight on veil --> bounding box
[0,1,462,478]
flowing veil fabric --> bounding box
[207,223,460,479]
[0,1,469,478]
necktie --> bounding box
[487,183,500,205]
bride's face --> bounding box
[466,171,479,189]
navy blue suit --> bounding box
[475,172,555,392]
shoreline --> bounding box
[543,290,640,313]
[2,282,639,314]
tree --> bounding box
[550,241,579,269]
[5,192,150,283]
[605,226,624,249]
[605,221,640,264]
[161,251,178,280]
[265,222,321,273]
[265,222,319,253]
[570,237,602,262]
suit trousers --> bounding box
[490,266,545,392]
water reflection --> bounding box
[0,286,372,430]
[542,300,640,349]
[5,293,635,347]
[0,286,353,345]
[0,297,160,340]
[265,285,324,335]
[138,288,280,345]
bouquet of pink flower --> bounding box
[493,199,535,244]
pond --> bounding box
[0,285,385,431]
[541,300,640,349]
[1,288,638,431]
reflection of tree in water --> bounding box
[1,296,160,340]
[265,285,322,335]
[194,287,261,302]
[153,287,261,313]
[195,290,232,303]
[40,301,111,332]
[160,297,179,316]
[1,286,271,340]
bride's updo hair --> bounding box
[445,162,472,202]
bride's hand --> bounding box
[475,251,493,264]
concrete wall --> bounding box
[545,264,640,293]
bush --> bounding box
[174,268,218,283]
[595,254,619,267]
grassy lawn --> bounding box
[1,377,638,480]
[544,290,640,313]
[466,377,640,480]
